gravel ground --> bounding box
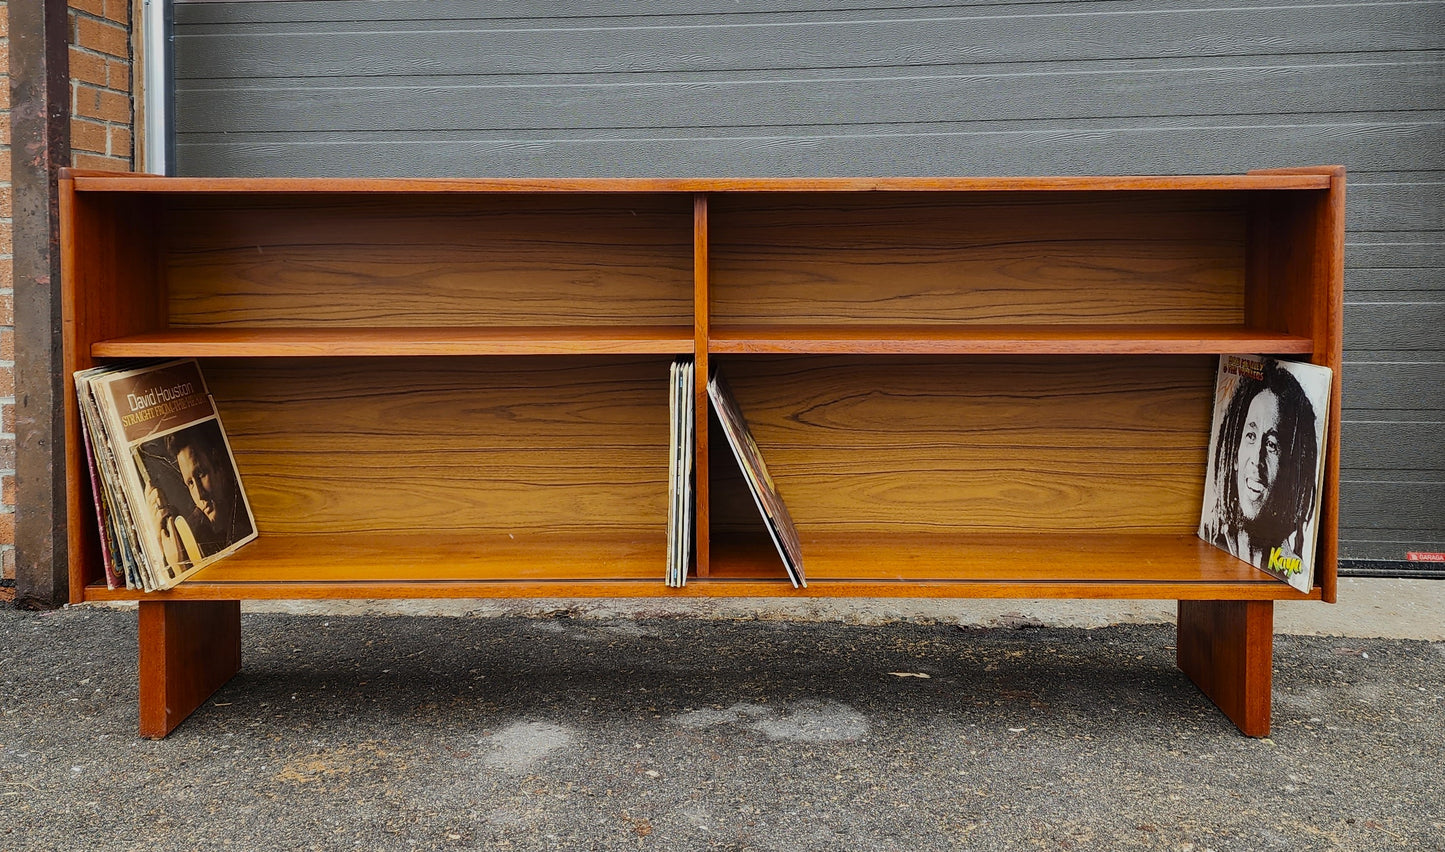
[2,605,1442,851]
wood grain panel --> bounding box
[88,577,1319,603]
[1253,166,1344,600]
[710,193,1246,326]
[1177,599,1274,737]
[201,357,671,535]
[63,189,166,600]
[182,531,666,583]
[84,533,1316,602]
[93,326,696,358]
[163,194,693,328]
[73,175,1333,194]
[138,600,242,738]
[709,355,1216,535]
[123,531,1284,585]
[709,531,1298,586]
[709,323,1312,355]
[693,193,711,577]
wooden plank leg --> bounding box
[1177,600,1273,737]
[138,600,242,739]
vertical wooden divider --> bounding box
[693,193,711,577]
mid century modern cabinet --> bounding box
[60,168,1345,738]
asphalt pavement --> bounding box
[2,604,1442,851]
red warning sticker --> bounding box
[1406,552,1445,562]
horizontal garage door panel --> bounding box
[173,0,1445,564]
[175,4,1443,78]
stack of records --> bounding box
[1199,354,1332,594]
[74,359,258,591]
[666,358,696,587]
[708,369,806,588]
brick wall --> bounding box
[0,0,134,593]
[70,0,132,170]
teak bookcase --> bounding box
[60,169,1344,738]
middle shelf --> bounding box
[92,326,698,358]
[92,323,1313,359]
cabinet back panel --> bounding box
[710,192,1246,326]
[202,357,670,535]
[709,355,1215,535]
[162,195,694,327]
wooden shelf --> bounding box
[68,172,1333,194]
[84,531,667,600]
[708,533,1320,600]
[708,324,1315,356]
[82,530,1318,602]
[93,326,696,358]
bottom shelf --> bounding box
[82,531,1319,602]
[710,533,1318,600]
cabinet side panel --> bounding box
[693,193,711,577]
[202,357,671,536]
[710,355,1216,536]
[710,192,1247,326]
[163,194,694,328]
[64,191,165,598]
[1245,174,1344,600]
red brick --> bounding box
[1,404,12,434]
[71,152,129,172]
[73,85,130,123]
[98,88,130,122]
[73,83,99,116]
[109,125,132,158]
[0,225,10,261]
[0,366,11,398]
[1,475,13,509]
[107,59,131,91]
[70,47,109,87]
[2,547,14,582]
[0,293,11,326]
[71,117,108,154]
[0,264,12,290]
[0,185,10,219]
[75,17,128,59]
[0,328,11,361]
[0,511,13,549]
[70,0,107,17]
[104,0,131,25]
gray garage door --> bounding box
[172,0,1445,567]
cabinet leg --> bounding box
[1177,600,1273,737]
[138,600,242,739]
